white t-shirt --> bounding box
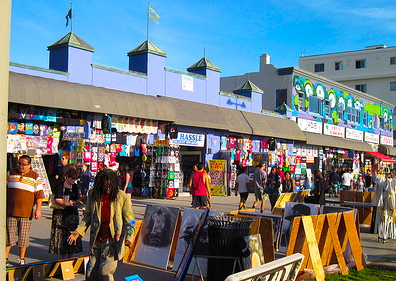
[236,173,250,193]
[341,172,354,186]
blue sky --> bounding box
[10,0,396,77]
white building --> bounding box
[298,45,396,106]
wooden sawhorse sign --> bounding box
[286,210,364,281]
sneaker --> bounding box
[18,259,26,266]
[6,258,11,267]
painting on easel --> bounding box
[134,204,180,269]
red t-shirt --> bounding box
[96,194,112,242]
[192,171,207,196]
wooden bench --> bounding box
[224,253,304,281]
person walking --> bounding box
[328,168,340,197]
[79,163,92,197]
[49,167,83,259]
[252,163,267,213]
[55,154,74,192]
[68,169,136,281]
[6,155,44,266]
[267,166,281,210]
[341,168,354,191]
[191,163,211,209]
[235,167,250,210]
[305,170,327,205]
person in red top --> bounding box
[6,155,44,266]
[191,163,211,209]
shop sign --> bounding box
[323,124,345,138]
[182,74,194,92]
[63,131,85,140]
[170,132,205,147]
[345,128,364,141]
[208,160,226,196]
[154,139,169,146]
[380,135,394,146]
[297,118,322,134]
[365,132,379,144]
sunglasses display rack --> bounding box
[30,155,52,201]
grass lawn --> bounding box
[318,267,396,280]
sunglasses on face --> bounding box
[70,177,79,180]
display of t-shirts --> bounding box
[92,114,102,129]
[134,146,141,157]
[229,137,235,149]
[9,122,18,134]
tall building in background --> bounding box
[298,45,396,107]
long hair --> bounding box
[91,169,120,202]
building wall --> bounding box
[220,61,290,112]
[291,74,394,137]
[164,69,207,104]
[298,46,396,105]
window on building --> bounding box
[337,103,344,120]
[314,63,325,72]
[355,59,366,69]
[324,100,331,118]
[379,117,384,130]
[297,93,306,112]
[335,61,344,71]
[355,84,367,93]
[346,107,360,123]
[362,112,368,127]
[390,57,396,65]
[309,96,321,114]
[390,82,396,91]
[276,89,287,108]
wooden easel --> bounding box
[287,210,364,280]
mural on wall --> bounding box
[291,75,393,135]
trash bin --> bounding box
[206,216,254,281]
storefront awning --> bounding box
[378,144,396,156]
[304,132,373,152]
[158,96,231,131]
[365,151,396,163]
[241,111,306,141]
[216,107,253,135]
[9,72,176,122]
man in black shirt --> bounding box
[328,168,340,197]
[305,170,326,205]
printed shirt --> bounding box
[7,168,44,218]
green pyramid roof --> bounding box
[233,80,263,94]
[47,32,94,52]
[275,102,293,112]
[187,57,221,72]
[127,40,167,57]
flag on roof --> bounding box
[148,6,160,24]
[65,8,72,27]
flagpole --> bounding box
[70,2,73,33]
[146,2,150,41]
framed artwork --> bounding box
[173,208,221,276]
[134,205,180,269]
[242,234,265,269]
[174,209,210,281]
[279,202,319,253]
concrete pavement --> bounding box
[7,193,396,280]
